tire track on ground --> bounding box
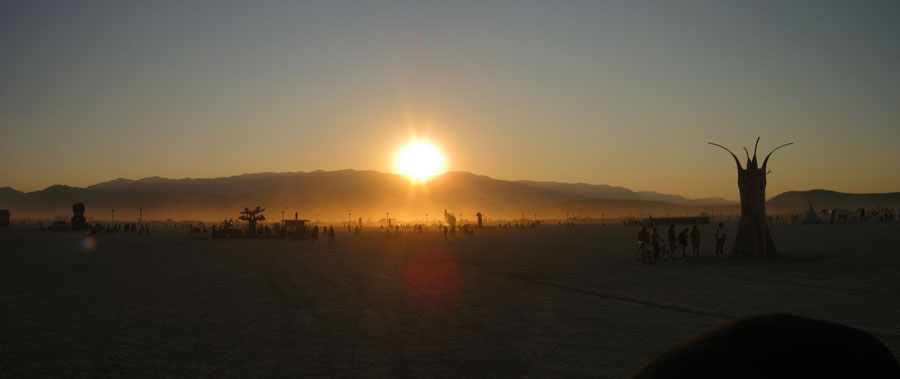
[504,273,735,320]
[263,247,373,378]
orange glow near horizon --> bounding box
[396,140,445,181]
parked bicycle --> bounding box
[635,241,652,264]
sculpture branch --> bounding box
[709,142,743,170]
[742,147,751,163]
[752,137,761,161]
[762,142,794,170]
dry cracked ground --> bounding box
[2,223,899,378]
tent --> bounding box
[801,204,822,225]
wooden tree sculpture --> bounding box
[709,138,792,257]
[238,206,266,236]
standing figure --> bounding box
[690,225,701,256]
[678,228,689,258]
[637,226,651,264]
[715,223,727,256]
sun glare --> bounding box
[396,141,444,181]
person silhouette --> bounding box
[690,225,701,256]
[714,223,726,256]
[637,226,651,263]
[668,225,678,257]
[678,228,689,258]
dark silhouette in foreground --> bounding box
[709,138,792,257]
[633,313,900,378]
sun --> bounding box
[396,141,444,181]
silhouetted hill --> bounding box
[3,170,567,220]
[514,180,734,206]
[1,170,838,221]
[767,190,900,212]
[540,198,737,221]
[514,180,640,200]
[635,191,733,206]
[0,187,25,199]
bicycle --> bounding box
[656,241,672,260]
[635,241,651,264]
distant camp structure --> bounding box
[642,216,710,226]
[213,208,314,240]
[0,209,9,227]
[476,212,483,228]
[281,218,312,239]
[822,207,897,224]
[71,202,88,231]
[800,204,823,225]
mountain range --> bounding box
[766,190,900,212]
[0,170,896,221]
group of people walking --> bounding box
[637,222,728,263]
[310,225,335,242]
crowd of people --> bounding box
[637,222,728,264]
[39,220,151,235]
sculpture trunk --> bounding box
[709,139,791,258]
[732,164,776,257]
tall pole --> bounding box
[111,208,115,225]
[138,207,143,225]
[386,212,390,227]
[348,212,351,228]
[425,212,428,225]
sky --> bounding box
[1,1,899,200]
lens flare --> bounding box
[402,244,462,318]
[81,235,97,252]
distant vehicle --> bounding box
[51,220,68,231]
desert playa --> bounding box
[2,222,898,377]
[3,1,900,377]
